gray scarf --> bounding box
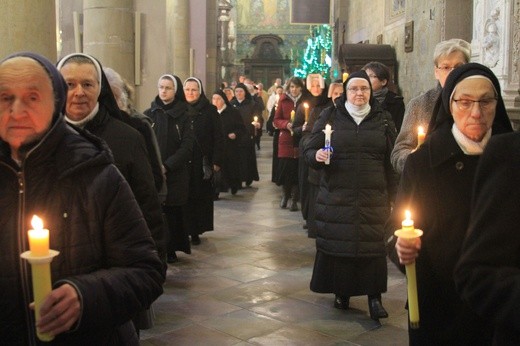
[372,87,388,105]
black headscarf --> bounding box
[57,53,123,121]
[429,62,513,135]
[233,82,253,102]
[342,70,375,106]
[2,52,67,122]
[213,89,231,108]
[184,77,211,112]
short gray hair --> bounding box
[104,67,128,111]
[433,38,471,66]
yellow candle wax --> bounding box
[31,262,54,341]
[290,110,295,122]
[342,72,349,82]
[28,215,49,257]
[417,126,426,147]
[303,103,309,123]
[406,263,420,329]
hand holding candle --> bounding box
[322,124,334,165]
[21,215,60,342]
[253,116,259,136]
[394,210,423,329]
[417,126,426,148]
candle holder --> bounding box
[20,249,60,342]
[394,227,422,329]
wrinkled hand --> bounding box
[286,122,293,131]
[253,122,261,129]
[213,164,221,172]
[395,237,421,265]
[315,148,331,162]
[228,133,236,140]
[33,284,81,337]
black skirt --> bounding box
[275,157,299,186]
[310,251,387,297]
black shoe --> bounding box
[214,194,220,201]
[368,297,388,320]
[289,200,298,212]
[167,253,178,264]
[231,187,238,195]
[246,180,253,187]
[191,235,201,245]
[334,295,349,310]
[280,196,288,209]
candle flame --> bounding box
[31,215,43,231]
[405,210,411,221]
[303,103,309,109]
[418,126,425,135]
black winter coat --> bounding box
[304,96,397,258]
[83,105,166,259]
[387,128,492,345]
[381,90,405,132]
[219,105,246,182]
[145,97,194,206]
[455,132,520,346]
[230,97,260,141]
[0,117,165,345]
[186,96,225,197]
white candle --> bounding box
[322,124,333,165]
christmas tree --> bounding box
[293,25,332,81]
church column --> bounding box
[0,0,57,61]
[166,0,190,80]
[83,0,134,82]
[472,0,520,125]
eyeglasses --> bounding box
[435,66,458,72]
[347,87,370,93]
[452,98,497,111]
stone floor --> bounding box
[140,136,409,345]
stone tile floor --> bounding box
[141,136,409,345]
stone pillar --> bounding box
[166,0,190,80]
[0,0,57,61]
[472,0,520,125]
[83,0,134,83]
[217,0,233,82]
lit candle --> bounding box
[342,72,349,82]
[290,110,295,136]
[28,215,49,257]
[21,215,59,342]
[417,126,426,147]
[394,210,423,329]
[303,103,309,123]
[252,116,259,136]
[322,124,334,165]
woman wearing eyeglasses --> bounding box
[303,70,398,320]
[388,63,513,345]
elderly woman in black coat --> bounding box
[144,74,194,263]
[183,77,225,245]
[304,70,398,320]
[390,63,513,345]
[211,89,246,196]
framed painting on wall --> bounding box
[385,0,405,25]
